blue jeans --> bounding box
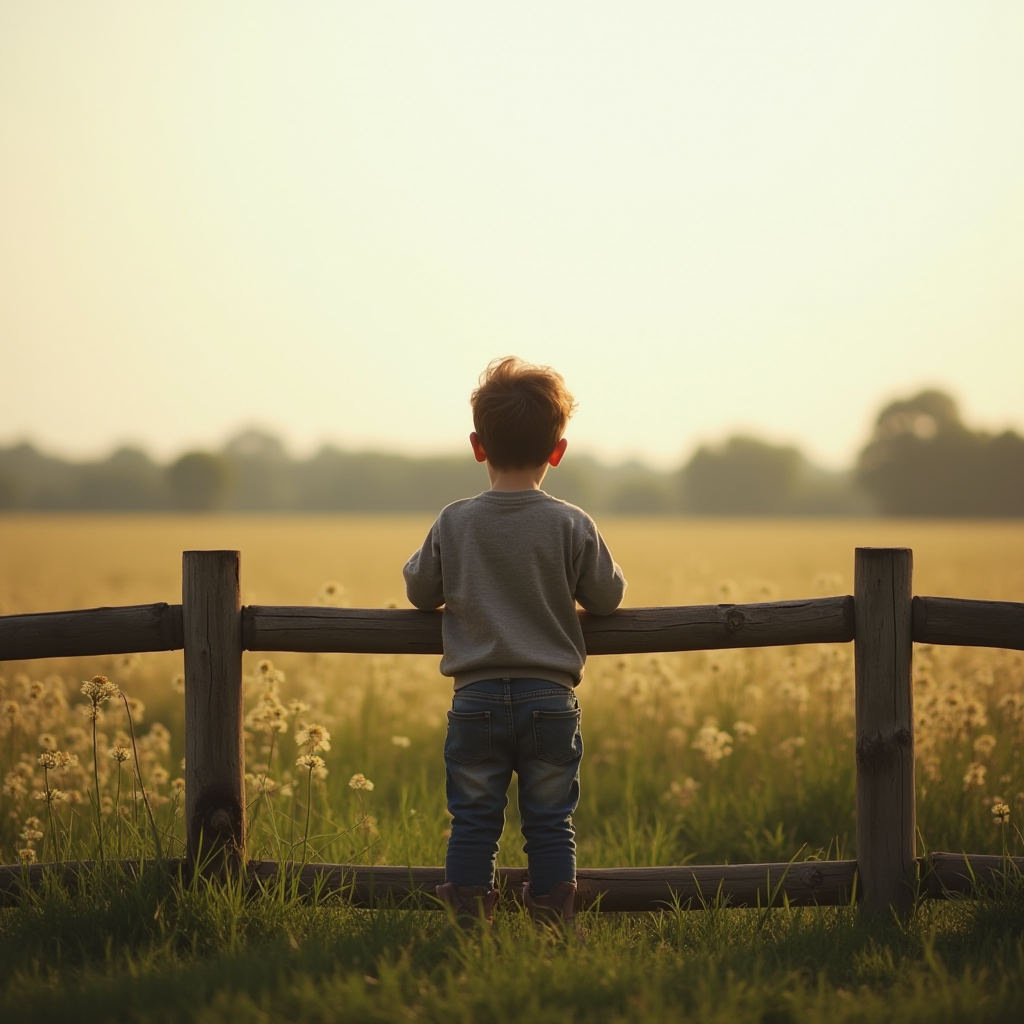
[444,678,583,896]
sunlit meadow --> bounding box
[1,516,1023,1022]
[2,517,1022,867]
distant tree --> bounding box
[682,436,803,514]
[221,430,296,510]
[0,470,19,509]
[607,479,675,514]
[73,447,165,510]
[167,452,231,511]
[856,389,1024,516]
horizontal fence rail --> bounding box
[3,595,1022,664]
[3,853,1022,911]
[242,596,856,655]
[913,596,1024,650]
[0,602,183,662]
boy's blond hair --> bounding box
[470,357,577,470]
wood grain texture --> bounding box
[913,596,1024,651]
[924,852,1024,896]
[854,548,916,919]
[183,551,245,869]
[0,603,183,662]
[246,860,860,910]
[242,596,855,656]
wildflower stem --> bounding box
[114,765,122,859]
[302,764,314,860]
[121,691,163,861]
[252,732,277,827]
[42,766,57,862]
[90,713,105,863]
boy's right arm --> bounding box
[403,523,445,610]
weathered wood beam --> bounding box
[855,548,916,919]
[242,596,856,656]
[0,860,854,910]
[247,860,860,910]
[0,603,183,662]
[913,596,1024,651]
[4,854,1021,910]
[183,551,245,871]
[925,852,1024,897]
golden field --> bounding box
[0,515,1022,869]
[2,516,1023,613]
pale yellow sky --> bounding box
[1,1,1022,469]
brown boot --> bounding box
[436,882,499,929]
[522,881,583,940]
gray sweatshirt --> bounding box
[403,489,626,689]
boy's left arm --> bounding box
[574,523,626,615]
[403,522,445,610]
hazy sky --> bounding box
[2,1,1022,469]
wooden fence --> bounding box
[1,547,1022,917]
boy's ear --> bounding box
[469,432,488,464]
[548,438,568,468]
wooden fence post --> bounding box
[854,547,916,917]
[183,551,245,871]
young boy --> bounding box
[403,356,626,929]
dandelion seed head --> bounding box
[109,745,131,764]
[973,734,997,757]
[692,724,733,764]
[664,777,701,808]
[295,724,331,752]
[18,848,37,864]
[992,801,1011,825]
[3,774,27,798]
[81,676,118,705]
[296,754,326,771]
[348,773,374,791]
[777,736,806,760]
[34,788,66,804]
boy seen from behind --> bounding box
[403,357,626,931]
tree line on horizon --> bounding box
[1,390,1021,517]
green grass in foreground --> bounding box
[1,866,1024,1023]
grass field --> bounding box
[1,515,1023,1022]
